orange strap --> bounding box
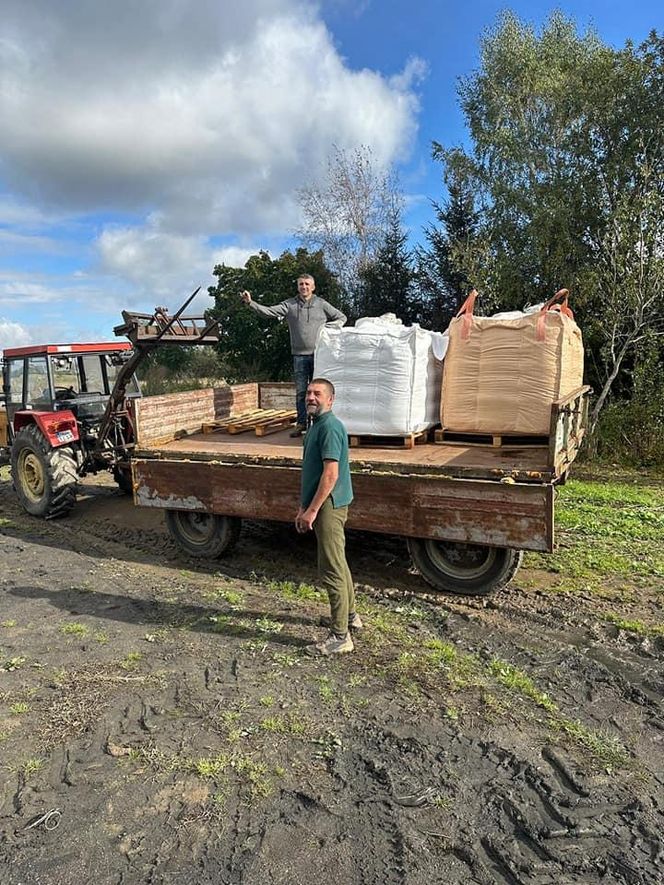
[456,289,478,340]
[536,288,573,341]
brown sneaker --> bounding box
[305,632,354,656]
[319,612,364,632]
[289,424,306,438]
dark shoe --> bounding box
[319,612,364,631]
[289,424,306,438]
[305,632,354,656]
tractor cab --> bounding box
[2,293,221,518]
[2,343,139,430]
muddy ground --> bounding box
[0,466,663,884]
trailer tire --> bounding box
[407,539,522,596]
[165,510,241,558]
[113,466,133,495]
[11,424,78,519]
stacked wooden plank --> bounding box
[434,428,548,448]
[348,429,431,450]
[202,408,297,437]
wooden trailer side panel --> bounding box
[132,458,554,552]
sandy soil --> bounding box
[0,469,663,884]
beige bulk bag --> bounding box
[441,289,584,436]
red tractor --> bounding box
[0,291,220,518]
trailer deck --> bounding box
[136,428,555,482]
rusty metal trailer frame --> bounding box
[128,384,589,595]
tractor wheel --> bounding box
[165,510,241,559]
[407,539,523,596]
[11,424,78,519]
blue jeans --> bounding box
[293,354,314,427]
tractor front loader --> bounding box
[1,290,220,518]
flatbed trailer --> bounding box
[130,382,590,596]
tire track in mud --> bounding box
[337,722,664,884]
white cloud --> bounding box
[0,318,33,351]
[0,0,421,236]
[0,281,62,304]
[96,226,256,311]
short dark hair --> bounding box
[309,377,335,396]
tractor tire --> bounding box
[407,538,523,597]
[165,510,241,559]
[11,424,78,519]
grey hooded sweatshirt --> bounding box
[248,295,346,355]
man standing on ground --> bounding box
[240,275,346,437]
[295,378,361,656]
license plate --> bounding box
[56,430,74,443]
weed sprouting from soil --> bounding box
[1,620,17,628]
[21,758,45,776]
[1,655,26,672]
[9,702,29,715]
[267,579,322,602]
[60,622,89,638]
[120,652,143,670]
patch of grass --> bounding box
[254,617,284,635]
[551,717,630,771]
[260,712,309,736]
[1,620,17,628]
[316,676,335,703]
[267,580,321,602]
[120,652,143,670]
[259,695,275,707]
[605,614,664,637]
[60,622,89,638]
[94,631,109,644]
[10,702,29,715]
[272,652,300,668]
[488,660,558,712]
[0,517,14,528]
[21,758,45,776]
[214,588,244,608]
[1,656,26,672]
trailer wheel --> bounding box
[11,424,78,518]
[113,466,133,495]
[165,510,241,558]
[407,539,523,596]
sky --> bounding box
[0,0,660,349]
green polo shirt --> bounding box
[301,410,353,510]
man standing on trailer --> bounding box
[295,377,361,656]
[240,275,346,437]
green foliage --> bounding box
[208,248,344,382]
[417,175,479,328]
[432,12,664,456]
[358,208,422,324]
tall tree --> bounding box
[208,248,343,382]
[296,145,401,312]
[357,201,421,324]
[435,13,664,428]
[417,172,480,328]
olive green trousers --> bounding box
[314,498,355,636]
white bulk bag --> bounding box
[314,314,448,435]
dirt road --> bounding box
[1,467,663,884]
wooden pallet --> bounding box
[202,409,297,435]
[348,429,431,450]
[434,428,549,448]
